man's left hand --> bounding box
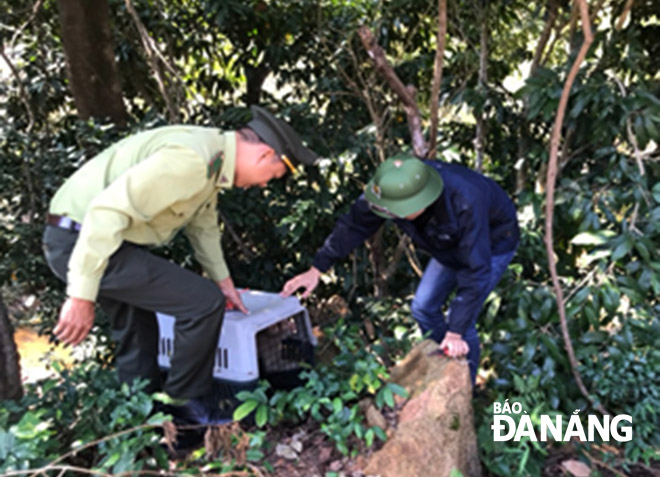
[439,331,469,358]
[217,276,248,314]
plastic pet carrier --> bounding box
[156,290,316,418]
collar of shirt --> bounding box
[216,131,236,189]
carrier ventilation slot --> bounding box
[214,347,230,370]
[160,337,173,357]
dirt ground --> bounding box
[248,417,660,477]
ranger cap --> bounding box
[365,156,443,219]
[247,105,318,173]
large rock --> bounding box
[364,340,482,477]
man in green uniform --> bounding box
[43,106,316,424]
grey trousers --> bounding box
[43,225,225,399]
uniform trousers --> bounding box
[411,250,516,385]
[42,225,225,399]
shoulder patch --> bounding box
[207,151,224,179]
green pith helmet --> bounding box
[365,156,443,219]
[247,105,318,172]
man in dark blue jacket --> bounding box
[281,156,519,384]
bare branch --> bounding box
[615,0,634,30]
[9,0,44,49]
[544,0,609,417]
[358,26,428,158]
[0,47,34,132]
[40,422,161,471]
[474,6,489,172]
[0,45,37,220]
[125,0,179,122]
[218,209,256,260]
[396,229,423,277]
[384,234,412,280]
[611,75,644,176]
[531,0,559,76]
[428,0,447,157]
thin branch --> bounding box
[474,3,489,172]
[615,0,634,30]
[9,466,261,477]
[9,0,44,49]
[541,20,567,67]
[6,466,112,477]
[125,0,179,122]
[0,45,37,220]
[218,209,256,260]
[396,229,423,277]
[358,26,428,158]
[531,0,559,76]
[40,423,161,471]
[325,32,389,163]
[384,234,411,280]
[611,75,644,176]
[562,266,598,306]
[428,0,447,157]
[544,0,609,417]
[640,149,659,160]
[0,47,34,132]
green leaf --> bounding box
[255,404,268,427]
[652,183,660,204]
[449,469,465,477]
[611,238,633,261]
[569,94,589,118]
[337,441,349,455]
[246,449,265,462]
[332,397,343,415]
[580,331,608,344]
[233,400,259,421]
[387,383,409,399]
[235,390,254,401]
[102,451,120,469]
[635,241,651,262]
[373,426,387,441]
[383,387,395,408]
[570,231,613,246]
[365,428,374,447]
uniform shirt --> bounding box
[312,160,520,335]
[49,126,236,301]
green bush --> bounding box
[0,362,168,474]
[580,318,660,467]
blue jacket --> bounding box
[312,160,520,335]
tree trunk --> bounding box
[0,295,23,401]
[57,0,127,126]
[245,65,270,106]
[474,10,488,172]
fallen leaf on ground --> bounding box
[561,459,591,477]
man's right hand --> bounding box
[54,297,95,345]
[280,267,321,298]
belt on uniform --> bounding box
[46,214,82,232]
